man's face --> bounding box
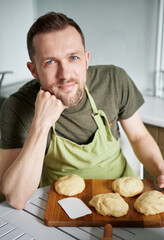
[28,26,90,108]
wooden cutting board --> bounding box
[44,179,164,227]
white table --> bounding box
[0,186,164,240]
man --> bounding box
[0,12,164,210]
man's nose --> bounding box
[57,62,71,80]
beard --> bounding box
[53,79,84,108]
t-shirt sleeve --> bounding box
[116,67,144,119]
[0,95,32,149]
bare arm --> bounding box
[120,111,164,188]
[0,90,65,209]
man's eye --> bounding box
[70,56,78,61]
[47,60,55,65]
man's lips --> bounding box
[58,81,77,91]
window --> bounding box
[156,0,164,98]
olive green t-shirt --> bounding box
[0,65,144,150]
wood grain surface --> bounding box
[44,179,164,227]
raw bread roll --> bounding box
[89,193,129,217]
[134,190,164,215]
[112,176,144,197]
[55,174,85,196]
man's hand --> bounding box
[34,89,66,129]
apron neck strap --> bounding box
[85,85,98,114]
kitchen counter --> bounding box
[139,95,164,128]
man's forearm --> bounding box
[1,122,50,209]
[0,90,66,209]
[131,132,164,180]
[120,112,164,187]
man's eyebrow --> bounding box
[69,51,83,56]
[41,56,55,60]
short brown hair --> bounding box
[27,12,85,61]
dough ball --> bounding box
[89,193,129,217]
[112,176,144,197]
[55,174,85,196]
[134,190,164,215]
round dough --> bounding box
[134,190,164,215]
[54,174,85,196]
[112,176,144,197]
[89,193,129,217]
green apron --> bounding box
[42,86,138,186]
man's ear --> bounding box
[27,62,38,79]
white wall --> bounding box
[0,0,35,86]
[36,0,159,94]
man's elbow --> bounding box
[0,185,27,210]
[6,195,26,210]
